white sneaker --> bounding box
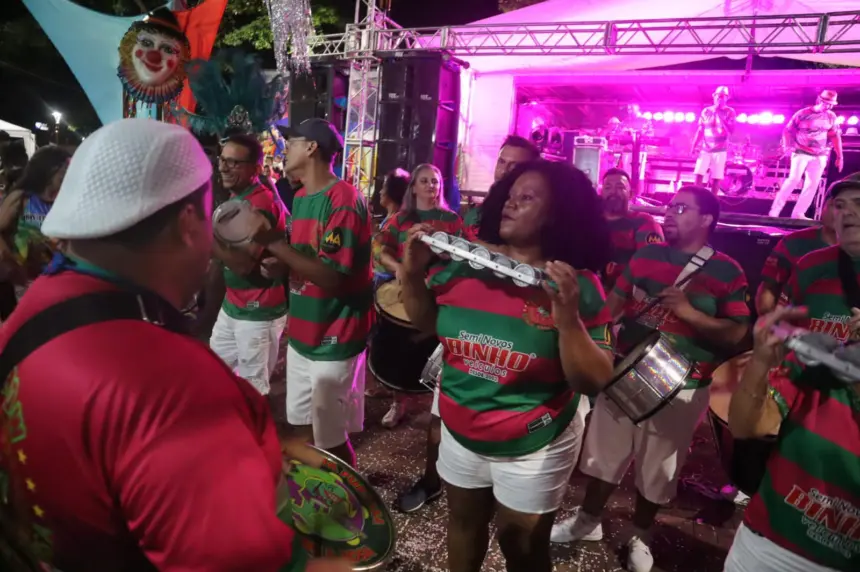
[626,536,654,572]
[381,400,406,428]
[550,507,604,543]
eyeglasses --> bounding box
[668,203,699,215]
[218,157,253,170]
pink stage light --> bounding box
[654,112,664,120]
[674,112,685,122]
[737,113,748,123]
[774,114,786,124]
[759,112,773,125]
[663,111,675,123]
[748,114,761,125]
[643,111,653,120]
[685,112,696,123]
[848,116,860,126]
[837,116,847,125]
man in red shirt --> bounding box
[0,118,347,572]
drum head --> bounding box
[213,200,253,245]
[374,281,412,326]
[279,447,396,571]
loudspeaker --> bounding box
[288,60,349,164]
[572,146,605,188]
[376,53,461,203]
[710,225,782,316]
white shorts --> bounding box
[694,150,728,179]
[209,309,287,395]
[436,397,590,515]
[579,388,709,505]
[286,345,366,450]
[725,523,840,572]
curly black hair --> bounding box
[477,160,611,273]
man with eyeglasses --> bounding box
[247,119,372,467]
[552,186,750,572]
[210,134,288,396]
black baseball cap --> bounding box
[278,118,344,156]
[827,174,860,200]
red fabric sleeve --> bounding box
[98,368,298,571]
[612,255,638,301]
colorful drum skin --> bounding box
[278,447,396,571]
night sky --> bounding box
[0,0,501,139]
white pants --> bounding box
[436,398,590,515]
[579,389,709,505]
[209,309,286,396]
[286,345,366,450]
[724,523,841,572]
[769,153,828,218]
[694,150,728,180]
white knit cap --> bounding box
[42,118,213,239]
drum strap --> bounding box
[632,245,715,304]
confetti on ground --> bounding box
[268,338,742,571]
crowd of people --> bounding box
[0,115,856,572]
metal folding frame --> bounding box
[322,5,860,195]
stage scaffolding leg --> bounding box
[342,59,379,198]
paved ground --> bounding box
[267,339,743,571]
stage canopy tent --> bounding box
[460,0,860,75]
[0,119,37,157]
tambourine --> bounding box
[277,446,396,571]
[771,324,860,384]
[213,200,255,245]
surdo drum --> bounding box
[604,331,691,424]
[369,282,438,393]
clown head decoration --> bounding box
[118,8,190,107]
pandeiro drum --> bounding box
[708,352,779,496]
[278,446,396,570]
[213,200,255,245]
[369,281,438,393]
[604,331,691,423]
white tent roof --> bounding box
[461,0,860,74]
[0,119,36,157]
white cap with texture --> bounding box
[42,118,213,239]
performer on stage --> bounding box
[725,179,860,572]
[250,118,373,467]
[756,197,836,314]
[374,164,462,429]
[462,135,540,240]
[209,134,288,397]
[401,160,614,572]
[600,167,664,292]
[552,186,750,572]
[396,136,539,514]
[691,86,737,195]
[768,90,844,219]
[0,119,348,572]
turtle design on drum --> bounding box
[287,463,366,543]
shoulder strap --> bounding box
[0,291,160,385]
[633,245,714,301]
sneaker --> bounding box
[396,478,443,513]
[550,507,604,543]
[626,536,654,572]
[720,484,751,506]
[381,400,406,428]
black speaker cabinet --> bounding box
[288,60,349,163]
[375,53,461,205]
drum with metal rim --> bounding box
[369,281,438,393]
[708,351,779,496]
[604,331,691,423]
[213,200,255,245]
[279,446,396,571]
[720,163,754,195]
[419,344,444,391]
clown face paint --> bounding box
[131,30,183,86]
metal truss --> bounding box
[312,10,860,59]
[341,59,379,194]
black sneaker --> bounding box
[396,478,443,513]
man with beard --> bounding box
[551,186,750,572]
[210,134,288,397]
[462,135,540,240]
[691,86,737,195]
[600,168,663,292]
[724,176,860,572]
[0,119,348,572]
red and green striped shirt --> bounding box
[222,184,289,321]
[374,208,463,267]
[288,181,373,361]
[428,260,612,456]
[604,212,664,292]
[744,353,860,570]
[761,226,829,304]
[462,205,481,241]
[614,244,750,388]
[789,246,860,342]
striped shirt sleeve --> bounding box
[633,216,663,250]
[319,200,369,275]
[767,354,805,420]
[578,270,613,351]
[760,237,792,288]
[718,265,751,322]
